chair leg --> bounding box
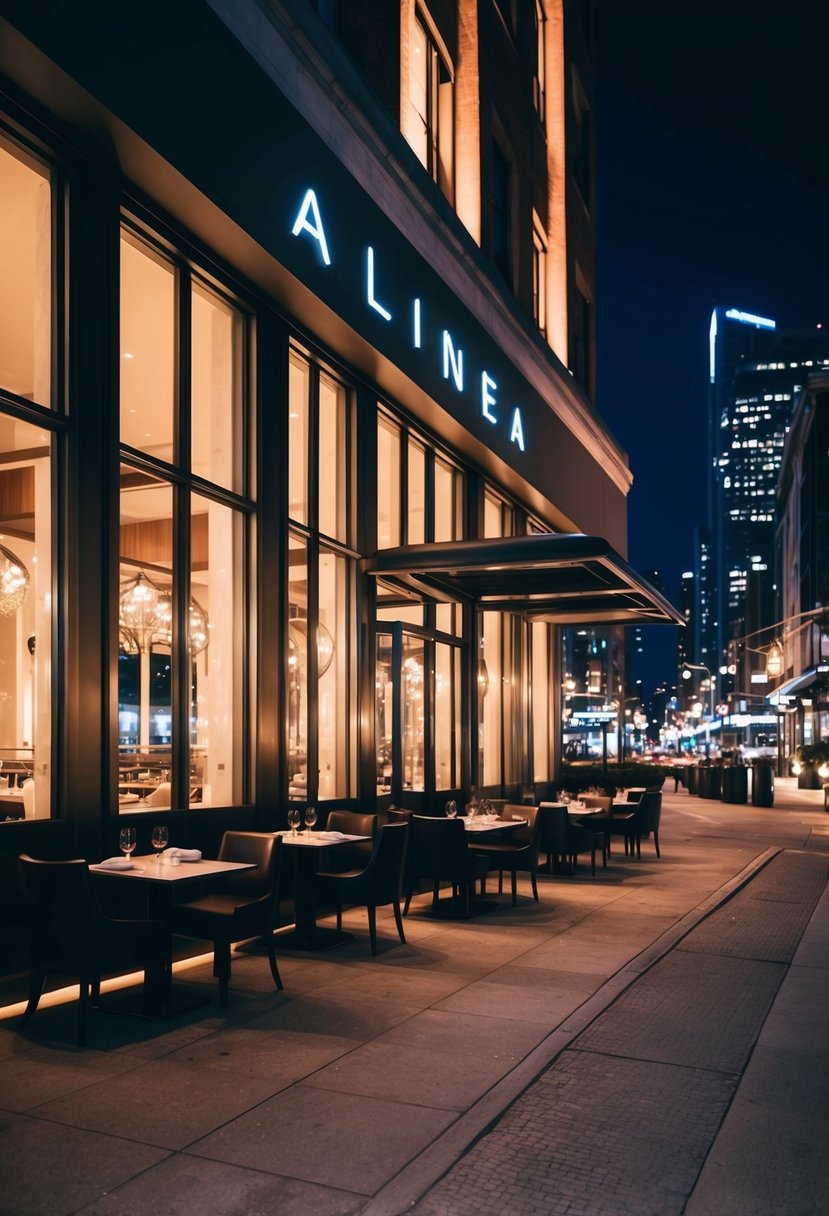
[266,930,283,991]
[368,905,377,956]
[498,870,504,894]
[336,903,343,932]
[480,875,487,896]
[530,869,539,901]
[510,870,517,906]
[77,975,91,1047]
[21,970,46,1025]
[403,888,412,916]
[654,831,661,858]
[213,940,231,1008]
[392,899,406,945]
[590,845,596,876]
[432,880,440,908]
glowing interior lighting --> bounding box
[724,308,776,329]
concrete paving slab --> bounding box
[432,964,600,1025]
[187,1085,456,1194]
[30,1057,281,1151]
[306,1008,548,1110]
[0,1042,141,1112]
[0,1113,169,1216]
[74,1153,362,1216]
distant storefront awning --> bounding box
[768,664,829,702]
[363,534,684,625]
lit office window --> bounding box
[407,8,455,203]
[0,137,52,406]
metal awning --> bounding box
[362,534,684,625]
[768,664,829,702]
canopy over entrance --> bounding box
[363,534,683,625]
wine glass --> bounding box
[151,824,169,862]
[287,808,301,836]
[118,826,136,860]
[304,805,317,834]
[445,799,457,819]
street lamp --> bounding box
[682,662,715,756]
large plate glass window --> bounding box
[0,132,55,819]
[287,345,356,803]
[118,225,251,811]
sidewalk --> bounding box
[1,779,827,1215]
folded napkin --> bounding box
[97,857,138,870]
[164,847,202,862]
[317,830,350,841]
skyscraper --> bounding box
[703,307,829,674]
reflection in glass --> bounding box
[402,634,425,792]
[287,533,308,798]
[532,621,550,781]
[376,632,393,794]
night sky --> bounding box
[593,1,829,696]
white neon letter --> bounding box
[481,372,498,423]
[366,247,392,321]
[290,189,331,266]
[442,330,464,391]
[413,298,422,349]
[509,407,525,451]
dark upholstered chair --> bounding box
[539,804,606,875]
[315,822,409,954]
[470,805,548,904]
[633,790,662,858]
[323,809,378,871]
[589,790,661,858]
[18,854,169,1045]
[172,831,283,1007]
[404,816,490,916]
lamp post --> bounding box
[682,663,715,756]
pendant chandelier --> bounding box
[0,544,30,616]
[287,619,335,677]
[119,570,208,656]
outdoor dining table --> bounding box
[89,853,256,1017]
[460,815,527,833]
[276,829,372,951]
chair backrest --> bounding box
[500,804,539,848]
[359,822,409,903]
[539,803,569,854]
[22,778,36,818]
[377,806,413,827]
[581,794,612,812]
[637,790,662,831]
[144,781,171,807]
[217,830,281,901]
[326,809,378,838]
[409,815,471,880]
[18,854,107,971]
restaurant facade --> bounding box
[0,0,678,937]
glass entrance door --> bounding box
[375,623,463,808]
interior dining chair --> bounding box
[143,781,171,807]
[172,831,283,1007]
[18,854,169,1046]
[315,822,409,955]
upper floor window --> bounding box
[0,135,52,408]
[532,213,547,337]
[377,408,465,549]
[533,1,547,122]
[572,71,592,207]
[491,139,513,287]
[408,7,455,204]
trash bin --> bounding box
[721,765,748,804]
[752,763,774,807]
[704,767,722,799]
[685,765,698,795]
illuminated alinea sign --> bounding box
[290,188,526,452]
